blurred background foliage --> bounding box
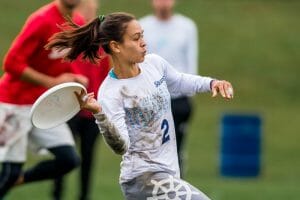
[0,0,299,199]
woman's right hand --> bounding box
[74,89,102,114]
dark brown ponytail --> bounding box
[45,17,102,63]
[45,12,136,63]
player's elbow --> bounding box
[3,56,26,77]
[3,58,12,73]
[97,114,129,155]
[111,142,128,155]
[102,131,129,155]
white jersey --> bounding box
[139,14,198,75]
[96,54,212,183]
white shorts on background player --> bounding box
[0,103,74,162]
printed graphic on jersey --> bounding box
[154,72,166,87]
[161,119,170,144]
[124,86,170,129]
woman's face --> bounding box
[117,20,147,64]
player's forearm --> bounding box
[182,73,213,93]
[21,67,55,88]
[93,112,129,155]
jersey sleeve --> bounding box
[95,95,130,155]
[3,15,46,77]
[156,55,213,97]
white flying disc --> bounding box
[30,82,86,129]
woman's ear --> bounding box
[109,41,121,54]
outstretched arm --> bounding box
[160,55,234,99]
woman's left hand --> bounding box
[211,80,234,99]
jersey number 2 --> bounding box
[161,119,170,144]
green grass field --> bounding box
[1,0,300,199]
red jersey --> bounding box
[0,3,85,105]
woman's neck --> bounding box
[112,58,140,79]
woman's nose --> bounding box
[141,39,146,47]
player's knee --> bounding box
[63,152,80,171]
[57,150,80,173]
[2,171,21,186]
[50,145,80,174]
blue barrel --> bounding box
[220,114,262,177]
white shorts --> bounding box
[0,103,75,162]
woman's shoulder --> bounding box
[142,54,169,75]
[98,77,117,97]
[144,53,170,68]
[98,76,130,100]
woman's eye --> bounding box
[133,33,143,41]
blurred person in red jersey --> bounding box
[0,0,89,198]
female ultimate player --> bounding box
[46,12,233,200]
